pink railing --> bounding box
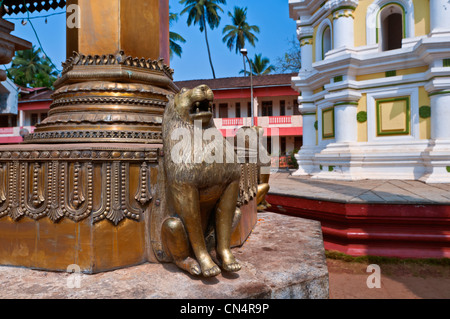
[269,116,292,125]
[0,128,14,135]
[222,118,244,126]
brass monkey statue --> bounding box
[159,85,242,277]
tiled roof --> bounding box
[18,87,53,102]
[174,73,296,90]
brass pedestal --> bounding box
[0,143,258,273]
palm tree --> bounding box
[222,6,260,74]
[7,46,58,88]
[179,0,227,79]
[169,10,186,59]
[240,54,275,76]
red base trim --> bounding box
[266,194,450,259]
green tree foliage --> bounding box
[169,10,186,59]
[179,0,227,79]
[7,46,58,88]
[222,6,259,53]
[240,53,275,76]
[222,6,259,75]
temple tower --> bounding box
[290,0,450,182]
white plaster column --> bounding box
[430,0,450,34]
[421,87,450,183]
[430,92,450,140]
[292,90,319,176]
[334,103,358,143]
[332,7,355,49]
[300,38,313,72]
[19,110,24,127]
[302,112,317,147]
[297,24,314,73]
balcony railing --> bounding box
[215,115,302,129]
[269,116,292,125]
[222,118,244,126]
[0,126,35,136]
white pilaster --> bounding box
[431,92,450,140]
[421,90,450,183]
[332,8,355,49]
[334,103,358,143]
[297,24,314,73]
[430,0,450,35]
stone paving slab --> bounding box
[269,172,450,204]
[0,213,329,299]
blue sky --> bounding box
[4,0,297,81]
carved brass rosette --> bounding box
[24,51,179,144]
[0,146,158,225]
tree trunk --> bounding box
[203,16,216,79]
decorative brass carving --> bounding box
[0,147,158,224]
[62,51,174,78]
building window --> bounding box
[31,113,39,126]
[280,100,286,116]
[262,101,273,117]
[315,19,333,61]
[219,103,228,118]
[280,137,287,155]
[322,26,332,59]
[235,103,241,118]
[293,99,301,115]
[294,136,303,150]
[380,4,403,51]
[247,102,252,118]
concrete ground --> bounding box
[327,257,450,299]
[269,171,450,299]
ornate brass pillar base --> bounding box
[0,144,159,273]
[23,51,177,144]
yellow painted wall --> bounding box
[322,107,335,139]
[419,86,431,140]
[413,0,430,37]
[357,94,368,142]
[354,0,371,47]
[378,99,409,134]
[356,66,429,81]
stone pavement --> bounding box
[0,213,328,299]
[268,171,450,204]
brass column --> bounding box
[24,0,177,144]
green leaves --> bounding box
[240,53,275,76]
[222,6,259,54]
[7,46,58,89]
[169,9,186,59]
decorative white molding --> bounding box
[366,86,420,143]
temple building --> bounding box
[290,0,450,183]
